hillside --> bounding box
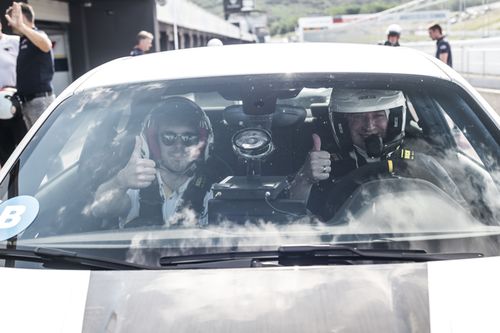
[190,0,492,36]
[190,0,404,35]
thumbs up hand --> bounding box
[301,133,331,183]
[115,136,156,189]
[312,132,322,152]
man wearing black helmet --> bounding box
[291,88,462,220]
[91,96,218,227]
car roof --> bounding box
[74,43,451,92]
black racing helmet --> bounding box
[329,89,406,158]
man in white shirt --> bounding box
[0,21,19,88]
[0,20,25,167]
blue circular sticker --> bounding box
[0,196,39,241]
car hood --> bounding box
[2,256,500,332]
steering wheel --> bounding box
[322,154,465,220]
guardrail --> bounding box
[458,47,500,76]
[407,37,500,77]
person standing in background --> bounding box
[428,23,453,67]
[0,21,19,88]
[206,38,223,47]
[0,20,26,168]
[5,2,55,129]
[130,31,154,56]
[383,24,402,47]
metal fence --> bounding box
[406,37,500,76]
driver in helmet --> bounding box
[91,96,217,227]
[290,88,462,219]
[383,24,402,47]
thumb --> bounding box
[130,136,143,160]
[312,133,321,152]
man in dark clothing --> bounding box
[130,30,153,56]
[290,89,462,220]
[428,23,452,67]
[5,2,55,129]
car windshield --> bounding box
[1,73,500,267]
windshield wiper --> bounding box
[0,246,153,270]
[160,250,278,268]
[277,245,483,265]
[159,245,483,268]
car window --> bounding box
[1,73,500,266]
[443,112,483,165]
[39,107,97,186]
[278,88,332,109]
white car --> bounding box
[1,43,500,332]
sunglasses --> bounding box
[159,132,199,146]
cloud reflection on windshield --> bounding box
[83,263,429,333]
